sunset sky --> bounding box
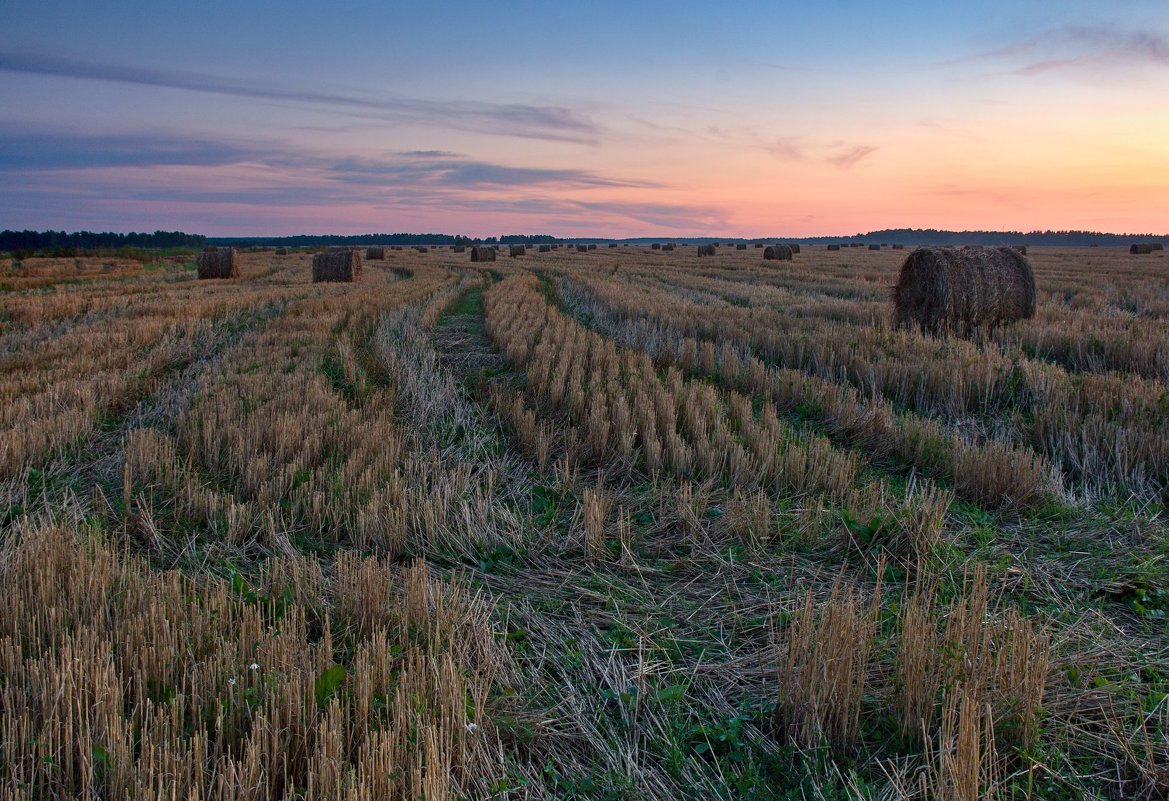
[2,0,1167,237]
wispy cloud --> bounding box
[761,137,806,161]
[826,145,878,170]
[0,52,602,144]
[939,24,1169,77]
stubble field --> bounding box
[0,244,1166,800]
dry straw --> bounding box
[893,246,1036,336]
[312,249,363,282]
[196,247,240,279]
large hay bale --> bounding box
[576,244,588,253]
[275,247,289,256]
[869,244,881,251]
[1130,243,1154,254]
[609,243,618,248]
[789,243,801,254]
[651,243,662,250]
[415,246,429,254]
[891,244,905,250]
[509,244,526,258]
[470,246,496,262]
[827,244,841,251]
[736,243,747,250]
[366,246,386,260]
[538,244,552,253]
[893,246,1036,336]
[196,247,239,279]
[763,245,793,261]
[754,243,764,248]
[662,243,675,251]
[312,249,362,283]
[453,246,466,253]
[697,244,717,257]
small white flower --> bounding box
[249,663,260,671]
[228,677,237,686]
[465,722,479,734]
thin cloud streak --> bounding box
[0,52,603,144]
[826,145,878,170]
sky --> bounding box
[1,0,1167,237]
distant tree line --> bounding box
[208,233,478,248]
[798,229,1167,247]
[0,229,207,255]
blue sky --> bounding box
[2,0,1167,236]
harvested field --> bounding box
[1,244,1166,801]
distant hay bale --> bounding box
[415,246,429,254]
[1151,243,1164,251]
[763,245,793,261]
[711,242,720,247]
[891,244,905,250]
[312,249,362,283]
[662,243,675,251]
[869,244,881,250]
[697,244,717,257]
[894,246,1036,336]
[1130,244,1154,254]
[509,244,526,258]
[366,246,386,260]
[470,246,496,262]
[651,243,662,250]
[196,247,240,279]
[538,244,552,252]
[827,244,841,251]
[609,243,618,248]
[576,244,589,253]
[736,243,747,250]
[788,244,801,254]
[754,243,764,248]
[452,246,466,253]
[851,243,864,248]
[587,244,597,250]
[274,247,289,256]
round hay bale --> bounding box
[891,244,905,250]
[754,243,764,248]
[452,246,466,253]
[736,243,747,250]
[509,244,526,258]
[1130,244,1154,254]
[365,246,386,260]
[197,247,240,279]
[576,244,588,253]
[274,247,289,256]
[662,243,675,251]
[470,246,497,263]
[651,243,662,250]
[763,245,793,261]
[827,244,841,251]
[1151,243,1164,251]
[789,243,801,254]
[538,244,552,252]
[869,244,881,250]
[697,244,717,257]
[312,249,362,283]
[894,246,1036,336]
[609,243,618,248]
